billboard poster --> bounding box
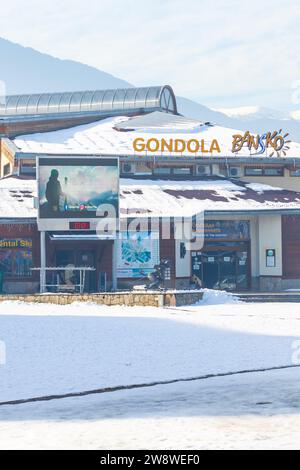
[37,157,119,232]
[117,231,160,278]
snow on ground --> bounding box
[1,367,299,450]
[0,297,300,449]
[196,288,241,305]
[0,298,299,403]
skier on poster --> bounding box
[45,169,65,214]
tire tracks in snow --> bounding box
[0,363,300,407]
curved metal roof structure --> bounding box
[0,85,177,117]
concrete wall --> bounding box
[258,215,282,276]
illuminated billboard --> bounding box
[37,156,119,233]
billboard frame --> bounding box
[37,155,119,236]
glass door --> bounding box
[76,250,96,292]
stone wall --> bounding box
[0,290,203,307]
[259,276,300,292]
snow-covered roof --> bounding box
[0,177,37,219]
[120,178,300,217]
[114,111,203,131]
[13,113,300,158]
[1,176,300,220]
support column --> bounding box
[40,231,46,293]
[112,238,118,291]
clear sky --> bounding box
[0,0,299,110]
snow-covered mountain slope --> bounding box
[215,106,290,121]
[0,37,132,95]
[178,98,300,143]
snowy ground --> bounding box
[1,368,299,450]
[0,291,300,449]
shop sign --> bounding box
[132,130,290,157]
[0,238,33,277]
[133,138,221,154]
[232,130,291,157]
[0,239,32,248]
[193,220,250,240]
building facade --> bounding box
[0,85,300,294]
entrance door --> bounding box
[192,244,250,291]
[55,249,96,293]
[55,250,76,292]
[77,250,96,292]
[217,251,239,291]
[202,254,219,289]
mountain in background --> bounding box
[215,105,291,121]
[1,36,299,142]
[177,98,300,142]
[0,37,132,94]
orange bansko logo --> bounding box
[232,130,291,157]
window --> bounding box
[264,167,284,176]
[290,168,300,177]
[153,167,171,175]
[134,162,152,175]
[173,167,191,175]
[20,159,36,175]
[244,167,283,177]
[0,239,33,277]
[244,167,263,176]
[3,163,10,176]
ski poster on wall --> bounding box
[117,231,160,278]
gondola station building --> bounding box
[0,85,300,294]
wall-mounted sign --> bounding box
[193,220,250,240]
[133,137,221,154]
[69,222,91,230]
[266,249,276,267]
[0,239,32,248]
[0,238,33,277]
[232,130,290,157]
[132,130,290,157]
